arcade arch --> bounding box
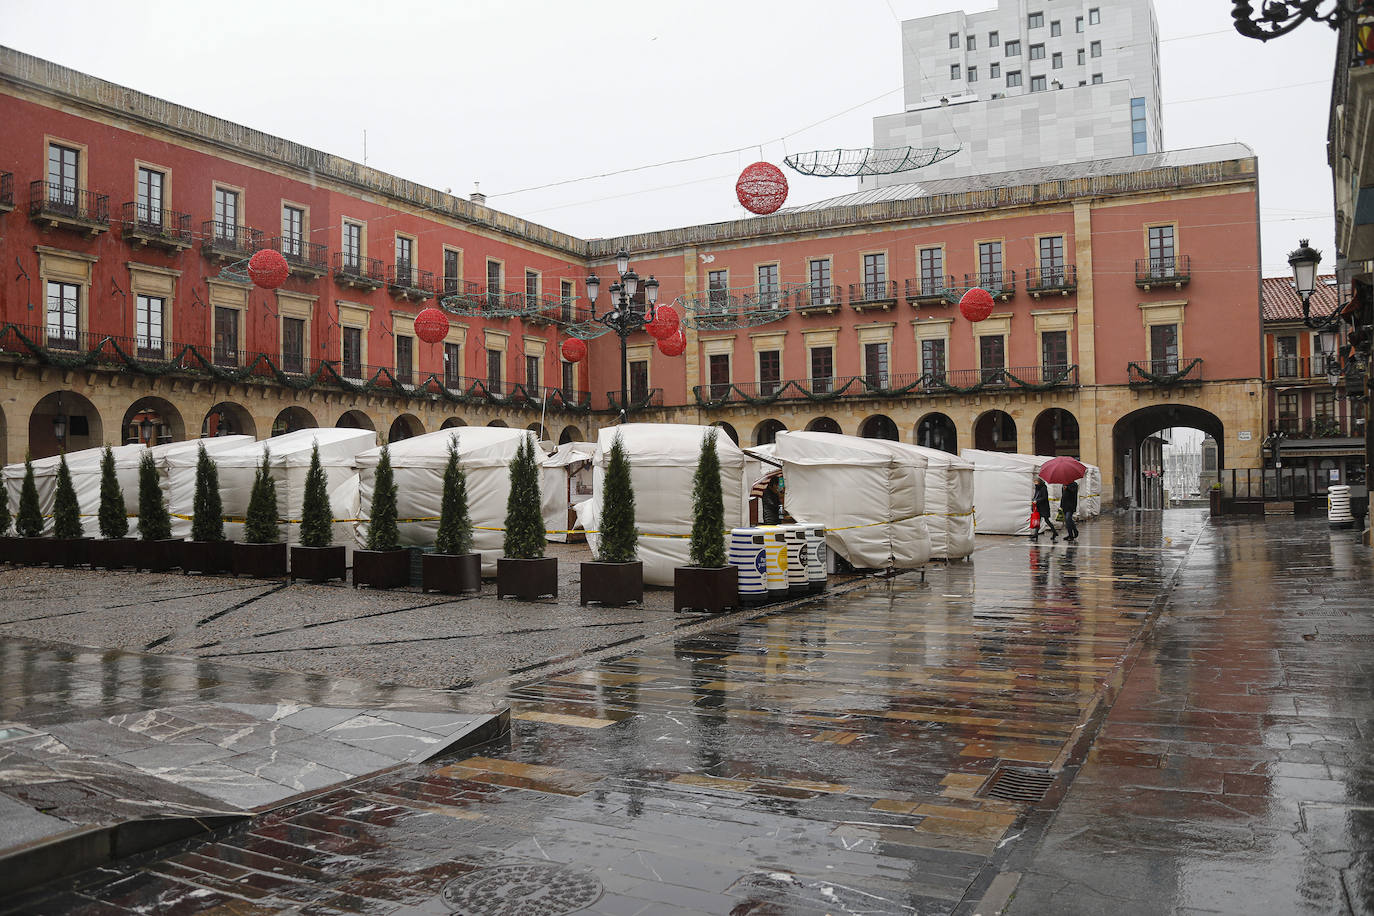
[272,406,318,437]
[30,391,102,458]
[1033,408,1080,457]
[388,413,424,442]
[121,397,184,446]
[805,416,842,434]
[973,410,1016,453]
[752,419,786,446]
[202,402,255,439]
[859,414,899,441]
[337,410,375,430]
[915,412,957,453]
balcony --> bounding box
[1134,255,1191,290]
[1025,265,1078,298]
[847,280,898,312]
[333,252,386,290]
[679,287,790,329]
[1273,415,1362,440]
[120,203,193,251]
[607,388,663,412]
[691,364,1079,406]
[28,181,110,235]
[962,271,1016,301]
[1267,354,1343,382]
[201,220,263,261]
[521,294,589,326]
[788,283,844,315]
[1127,357,1204,386]
[265,236,329,278]
[0,172,13,214]
[386,263,435,301]
[905,276,954,306]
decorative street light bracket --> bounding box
[586,249,664,423]
[1231,0,1366,41]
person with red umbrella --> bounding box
[1032,478,1058,542]
[1039,456,1087,542]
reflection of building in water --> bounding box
[1162,427,1203,502]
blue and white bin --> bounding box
[803,523,828,594]
[728,526,789,606]
[773,525,810,597]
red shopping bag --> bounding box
[1029,506,1041,532]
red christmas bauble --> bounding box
[414,307,450,344]
[657,328,686,357]
[561,337,588,363]
[646,303,680,340]
[959,287,995,322]
[735,162,788,215]
[247,249,290,290]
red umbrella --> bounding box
[1039,456,1087,485]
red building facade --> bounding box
[0,47,1265,507]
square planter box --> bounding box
[16,537,55,566]
[353,549,410,590]
[0,537,35,566]
[291,545,347,584]
[674,565,739,613]
[141,538,184,572]
[182,540,234,575]
[233,541,288,579]
[53,537,92,568]
[497,557,558,600]
[90,538,138,569]
[422,552,481,595]
[580,560,643,607]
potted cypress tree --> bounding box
[233,450,288,578]
[354,443,409,589]
[291,442,346,583]
[422,438,481,594]
[182,442,233,575]
[137,450,181,572]
[15,455,44,566]
[91,445,136,569]
[51,452,91,567]
[497,435,557,599]
[581,433,642,606]
[674,428,738,613]
[0,484,11,565]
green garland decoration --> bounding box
[1128,358,1203,386]
[692,366,1080,408]
[0,323,592,412]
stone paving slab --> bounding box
[2,511,1217,915]
[1003,517,1374,916]
[0,638,507,876]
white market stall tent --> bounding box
[354,426,548,575]
[207,428,375,546]
[576,424,750,587]
[3,444,146,536]
[153,436,254,538]
[960,449,1044,536]
[542,440,597,543]
[909,444,975,560]
[773,431,933,568]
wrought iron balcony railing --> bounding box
[848,280,899,309]
[0,172,13,212]
[1272,416,1359,439]
[1267,355,1342,381]
[905,276,955,303]
[962,271,1016,299]
[607,388,664,412]
[387,263,436,299]
[1134,255,1191,288]
[1025,265,1078,296]
[789,283,844,313]
[333,252,386,289]
[28,180,110,231]
[266,236,329,275]
[120,203,193,249]
[692,365,1079,406]
[201,220,263,259]
[1128,357,1204,385]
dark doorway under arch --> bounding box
[859,414,899,441]
[122,397,184,447]
[916,413,957,453]
[203,402,255,439]
[713,421,739,445]
[1033,408,1080,457]
[753,419,786,446]
[338,410,375,430]
[974,410,1017,453]
[272,406,318,437]
[806,416,841,434]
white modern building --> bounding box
[863,0,1163,186]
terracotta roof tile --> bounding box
[1261,274,1341,322]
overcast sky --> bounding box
[0,0,1337,278]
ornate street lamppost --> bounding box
[585,249,661,423]
[1289,240,1343,331]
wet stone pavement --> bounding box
[2,511,1370,915]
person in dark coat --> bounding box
[1032,479,1058,542]
[1061,479,1080,541]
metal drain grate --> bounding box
[981,765,1056,803]
[441,862,603,916]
